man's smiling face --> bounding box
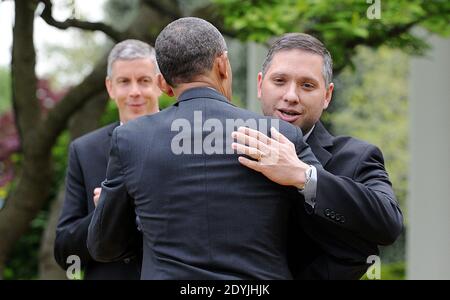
[258,49,334,133]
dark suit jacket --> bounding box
[289,121,403,280]
[54,122,141,280]
[87,87,320,280]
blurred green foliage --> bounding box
[159,93,177,110]
[361,261,406,280]
[0,67,11,113]
[3,209,47,279]
[214,0,450,72]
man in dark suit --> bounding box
[233,33,404,279]
[54,39,161,279]
[87,17,320,279]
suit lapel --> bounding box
[107,121,120,136]
[103,122,120,163]
[307,121,333,167]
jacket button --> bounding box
[340,216,346,223]
[330,212,335,219]
[335,214,341,221]
[124,258,131,264]
[324,208,331,217]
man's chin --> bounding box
[128,107,147,115]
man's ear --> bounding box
[105,77,114,99]
[323,82,334,110]
[216,52,230,80]
[156,73,174,97]
[257,72,263,100]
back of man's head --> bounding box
[155,17,227,87]
[107,39,158,78]
[262,33,333,86]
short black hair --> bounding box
[155,17,227,86]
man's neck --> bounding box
[172,75,230,101]
[173,81,216,98]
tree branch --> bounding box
[11,0,40,143]
[192,3,238,38]
[141,0,238,38]
[141,0,181,20]
[345,15,430,50]
[39,0,123,42]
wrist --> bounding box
[294,164,312,190]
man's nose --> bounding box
[129,81,141,97]
[283,82,300,104]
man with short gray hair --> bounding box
[55,39,161,279]
[87,17,320,279]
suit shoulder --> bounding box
[71,123,117,148]
[277,119,303,141]
[332,135,383,159]
[119,107,175,132]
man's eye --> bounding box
[273,78,285,85]
[302,82,315,89]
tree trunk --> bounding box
[38,92,109,280]
[38,186,66,280]
[0,0,49,278]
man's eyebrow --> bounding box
[269,72,319,83]
[299,76,320,83]
[269,72,287,77]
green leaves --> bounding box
[0,67,11,114]
[213,0,450,72]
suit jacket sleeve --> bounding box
[87,128,140,262]
[54,142,94,270]
[312,144,403,246]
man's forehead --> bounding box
[267,49,323,78]
[111,58,157,76]
[271,49,323,66]
[112,58,155,67]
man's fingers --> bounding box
[232,131,271,153]
[238,156,262,172]
[270,127,290,144]
[236,127,272,145]
[232,142,265,161]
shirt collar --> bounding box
[303,124,315,142]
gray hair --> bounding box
[107,39,159,78]
[155,17,227,86]
[262,33,333,86]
